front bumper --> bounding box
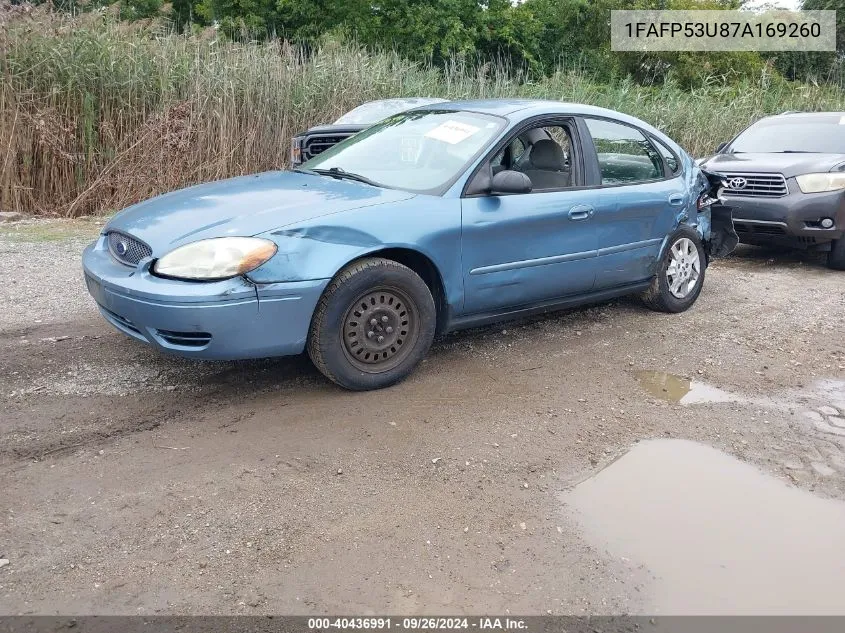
[724,185,845,248]
[82,237,329,360]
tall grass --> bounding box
[4,9,845,216]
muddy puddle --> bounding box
[633,372,845,437]
[563,439,845,614]
[634,370,738,405]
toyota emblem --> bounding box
[727,177,747,190]
[115,240,129,256]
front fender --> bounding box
[244,196,464,313]
[247,225,383,283]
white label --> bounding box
[424,120,480,145]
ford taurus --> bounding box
[83,99,735,390]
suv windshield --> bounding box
[728,115,845,154]
[303,110,505,193]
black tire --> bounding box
[307,257,436,390]
[828,238,845,270]
[641,226,707,313]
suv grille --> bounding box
[302,133,354,161]
[107,231,152,267]
[722,173,788,198]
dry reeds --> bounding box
[3,7,845,216]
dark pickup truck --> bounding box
[290,98,446,167]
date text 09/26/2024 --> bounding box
[307,618,527,631]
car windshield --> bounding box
[334,98,448,125]
[728,116,845,154]
[303,110,505,193]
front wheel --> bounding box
[307,257,436,390]
[641,227,706,313]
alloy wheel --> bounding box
[666,237,701,299]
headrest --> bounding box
[529,139,566,171]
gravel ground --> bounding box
[0,219,844,615]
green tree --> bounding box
[360,0,481,62]
[194,0,279,34]
[475,0,543,70]
[770,0,844,84]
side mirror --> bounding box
[716,142,727,153]
[491,170,532,195]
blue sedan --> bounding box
[83,99,736,390]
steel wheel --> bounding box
[341,286,419,373]
[665,237,701,299]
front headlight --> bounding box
[153,237,277,280]
[795,172,845,194]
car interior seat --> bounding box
[519,139,571,189]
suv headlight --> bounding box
[153,237,277,280]
[795,172,845,194]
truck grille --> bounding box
[107,231,152,267]
[722,173,788,198]
[302,133,354,161]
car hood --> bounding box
[295,123,368,137]
[701,153,845,178]
[105,171,414,255]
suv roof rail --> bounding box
[781,110,803,114]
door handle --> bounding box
[668,193,685,206]
[568,205,594,221]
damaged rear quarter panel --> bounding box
[656,156,738,264]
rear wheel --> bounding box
[827,238,845,270]
[307,257,436,390]
[641,227,706,313]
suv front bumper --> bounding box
[724,185,845,248]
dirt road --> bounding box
[1,220,844,615]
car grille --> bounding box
[107,231,152,267]
[722,173,788,198]
[302,133,355,161]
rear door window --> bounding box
[585,118,664,185]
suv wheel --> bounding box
[307,257,436,390]
[641,226,706,313]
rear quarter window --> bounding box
[649,136,680,175]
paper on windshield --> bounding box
[424,120,481,145]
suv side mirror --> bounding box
[716,142,727,153]
[491,170,532,194]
